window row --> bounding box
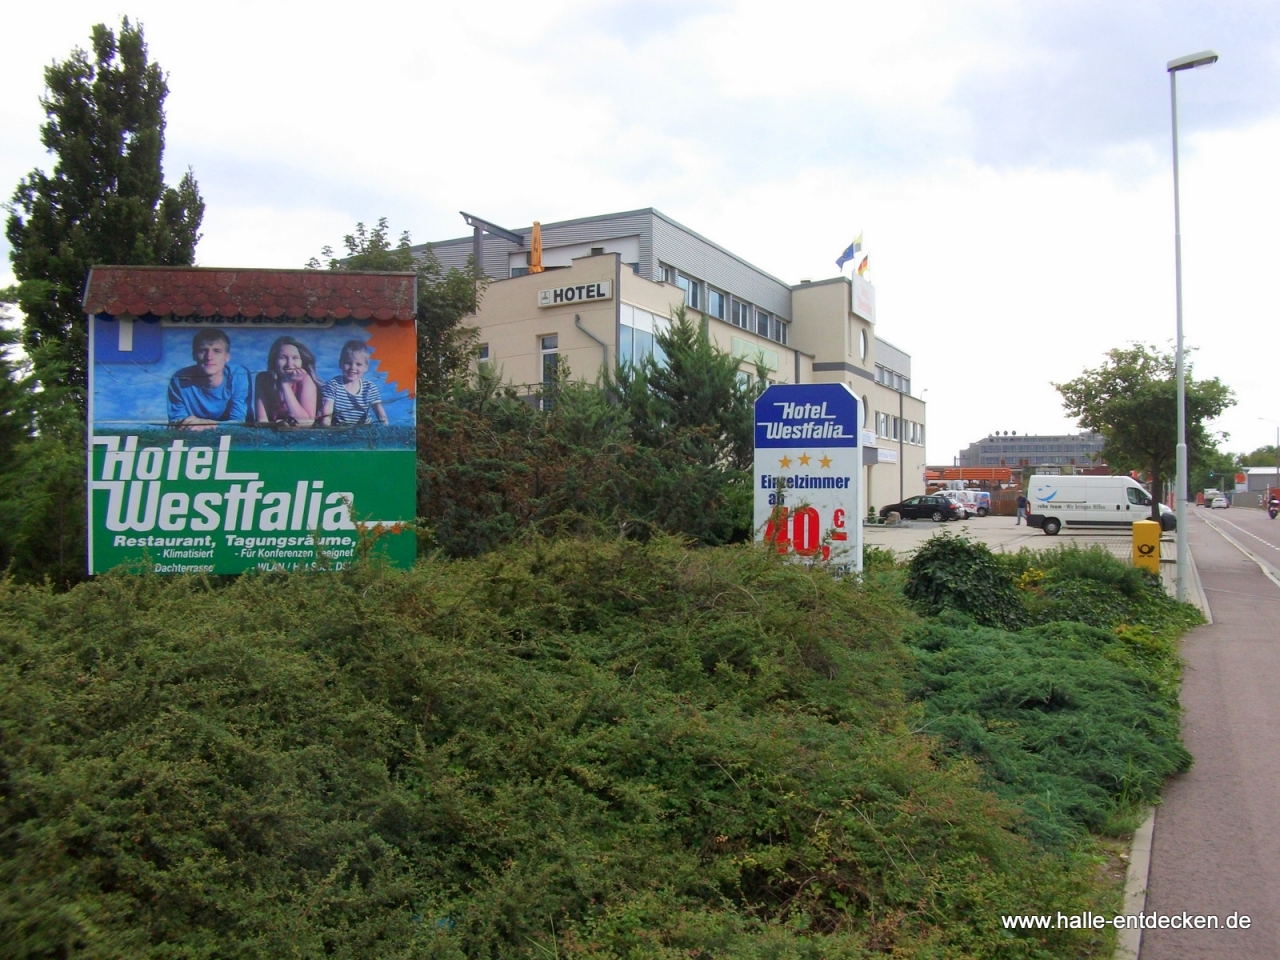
[875,364,910,395]
[874,413,925,445]
[659,263,788,346]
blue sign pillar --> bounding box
[754,383,862,573]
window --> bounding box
[676,274,700,310]
[510,267,530,278]
[541,334,558,384]
[540,334,558,410]
[862,395,869,427]
[708,289,726,320]
[859,328,868,360]
[478,343,490,361]
[776,319,787,345]
[892,417,900,441]
[731,299,751,329]
[658,264,675,284]
[1127,487,1152,506]
[756,309,770,337]
[736,371,752,389]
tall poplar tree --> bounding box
[5,17,204,395]
[1,18,201,584]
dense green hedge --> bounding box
[1,539,1115,958]
[903,539,1197,845]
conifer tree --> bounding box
[5,18,203,396]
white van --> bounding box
[1026,475,1175,536]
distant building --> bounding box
[958,432,1106,471]
[1241,466,1280,494]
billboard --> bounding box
[84,267,418,575]
[753,383,863,572]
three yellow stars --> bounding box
[778,453,833,469]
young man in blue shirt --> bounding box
[167,328,251,428]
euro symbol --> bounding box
[1138,543,1155,556]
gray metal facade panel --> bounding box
[417,215,655,282]
[416,208,802,321]
[874,337,911,378]
[650,216,791,319]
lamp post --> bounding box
[1168,49,1217,603]
[1261,418,1280,505]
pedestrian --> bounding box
[1016,492,1027,525]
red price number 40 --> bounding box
[764,506,848,561]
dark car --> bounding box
[879,495,962,522]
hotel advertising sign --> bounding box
[83,267,418,575]
[537,280,612,307]
[754,383,863,571]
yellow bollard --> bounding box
[1133,520,1161,575]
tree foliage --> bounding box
[1241,445,1280,469]
[309,218,479,399]
[416,307,760,556]
[1054,344,1234,515]
[5,17,203,394]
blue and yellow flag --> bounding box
[835,233,863,270]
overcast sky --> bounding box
[3,1,1278,462]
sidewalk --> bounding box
[1139,510,1280,958]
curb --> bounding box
[1183,538,1212,625]
[1114,807,1156,960]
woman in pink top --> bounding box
[255,336,322,426]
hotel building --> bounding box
[415,208,926,510]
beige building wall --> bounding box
[468,253,623,389]
[792,277,926,511]
[469,253,809,391]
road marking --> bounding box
[1201,515,1280,593]
[1206,513,1280,554]
[1202,586,1280,604]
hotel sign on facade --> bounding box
[537,280,612,307]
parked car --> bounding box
[880,495,963,522]
[1210,496,1228,509]
[940,491,974,518]
[941,490,989,518]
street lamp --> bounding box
[1168,49,1217,603]
[1260,417,1280,505]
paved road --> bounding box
[1196,505,1280,575]
[1142,508,1280,958]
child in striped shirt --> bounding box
[320,340,389,426]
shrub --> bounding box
[904,533,1022,629]
[0,539,1112,959]
[908,616,1190,845]
[1012,545,1203,638]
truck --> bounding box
[1026,474,1175,536]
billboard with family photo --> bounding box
[84,266,418,575]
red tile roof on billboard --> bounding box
[82,266,418,322]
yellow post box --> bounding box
[1132,520,1161,574]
